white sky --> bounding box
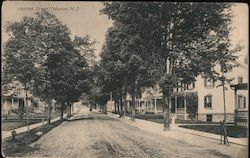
[2,2,248,62]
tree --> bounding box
[90,64,111,113]
[99,20,155,119]
[3,16,39,120]
[4,10,94,123]
[102,2,240,129]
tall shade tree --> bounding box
[99,20,155,119]
[102,2,240,129]
[3,10,94,123]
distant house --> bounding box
[1,81,47,117]
[2,81,32,116]
[125,61,248,123]
[125,85,164,115]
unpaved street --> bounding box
[23,108,246,158]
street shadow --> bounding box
[66,116,94,122]
[93,117,120,121]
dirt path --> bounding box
[21,108,246,158]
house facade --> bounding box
[195,62,248,123]
[125,62,248,123]
[1,81,48,117]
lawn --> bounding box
[2,120,63,157]
[124,113,221,124]
[1,112,63,131]
[179,125,248,138]
[123,113,247,138]
[2,119,46,131]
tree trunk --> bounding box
[47,85,51,124]
[60,102,64,121]
[25,84,29,131]
[114,100,117,113]
[123,93,127,115]
[103,104,107,114]
[131,80,136,121]
[48,101,51,124]
[119,97,124,118]
[117,98,120,113]
[71,104,74,115]
[69,103,72,117]
[66,103,69,117]
[120,98,123,111]
[163,93,170,131]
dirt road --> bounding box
[22,108,246,158]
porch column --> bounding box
[24,98,26,108]
[234,89,237,109]
[154,97,157,114]
[184,95,187,120]
[175,97,177,114]
[11,98,14,108]
[151,100,153,111]
[146,100,148,111]
[17,99,20,109]
[138,100,141,113]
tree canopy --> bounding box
[101,2,240,126]
[3,10,95,120]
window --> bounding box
[204,95,212,108]
[204,77,214,88]
[7,98,12,105]
[181,82,186,91]
[187,81,195,90]
[177,82,181,92]
[238,95,246,109]
[173,87,177,92]
[181,82,195,90]
[33,101,38,107]
[207,115,213,122]
[166,58,170,74]
[238,77,243,84]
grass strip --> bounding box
[2,120,63,157]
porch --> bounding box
[125,96,163,114]
[125,92,198,120]
[169,92,198,120]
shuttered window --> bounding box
[204,95,212,108]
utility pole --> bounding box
[25,72,32,132]
[221,71,229,145]
[110,91,112,101]
[48,88,51,124]
[44,66,51,124]
[222,72,226,122]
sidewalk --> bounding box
[2,114,67,139]
[176,124,248,146]
[108,113,248,147]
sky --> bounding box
[2,2,248,62]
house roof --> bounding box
[233,60,248,70]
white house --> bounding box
[125,61,248,123]
[1,80,48,117]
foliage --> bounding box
[3,10,95,110]
[101,2,241,126]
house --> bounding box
[125,62,248,123]
[125,85,164,114]
[1,80,47,117]
[194,62,248,123]
[230,82,248,128]
[2,81,33,116]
